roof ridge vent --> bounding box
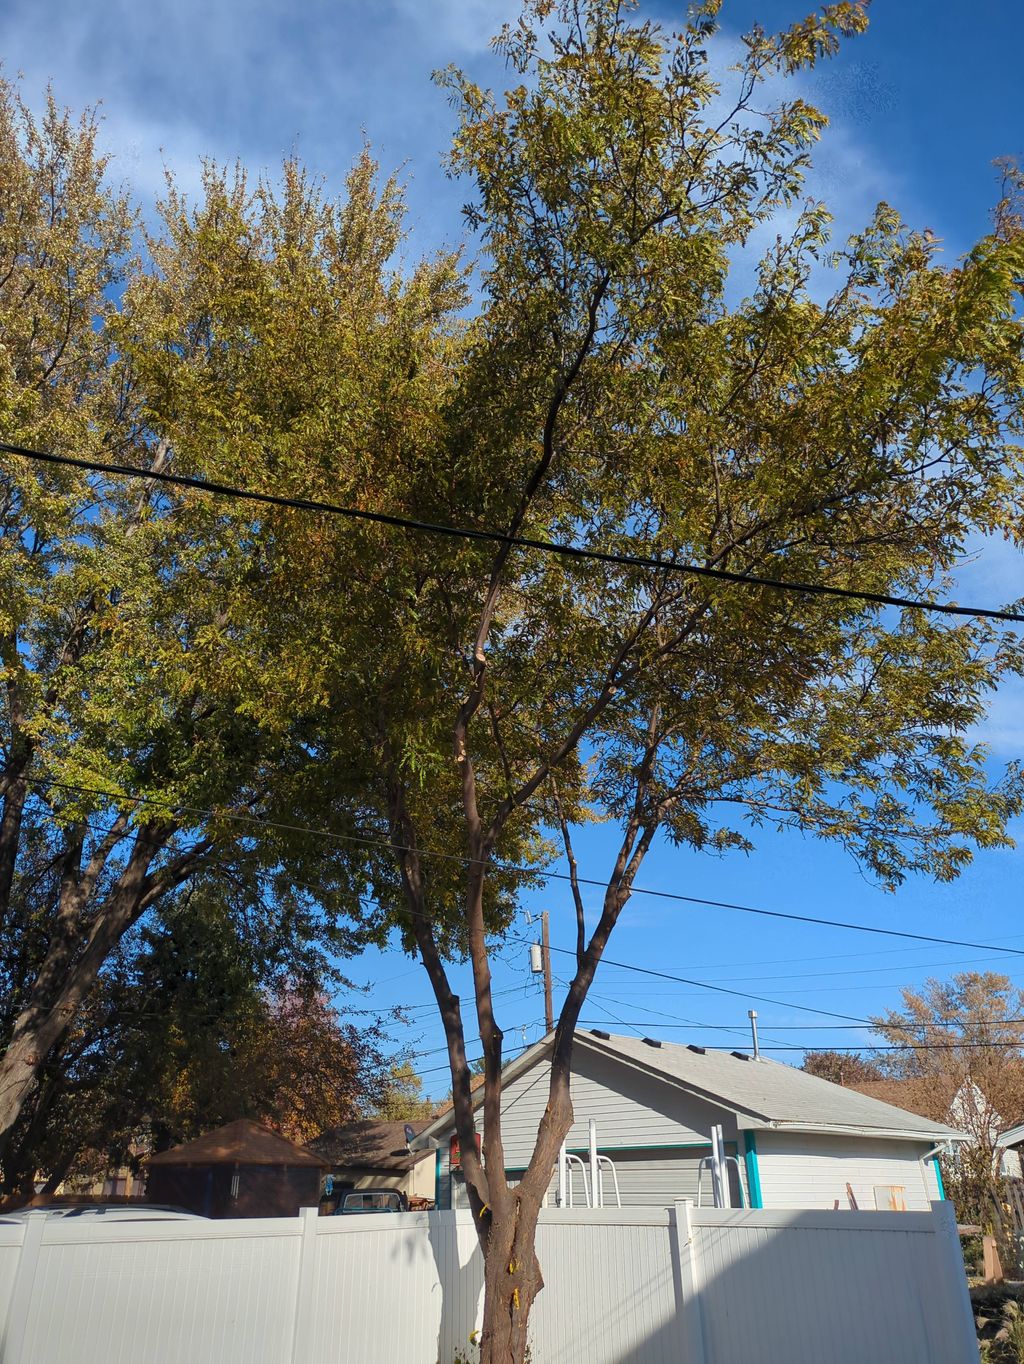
[641,1036,662,1048]
[589,1029,611,1040]
[731,1050,751,1061]
[687,1044,706,1055]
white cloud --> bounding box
[0,0,517,246]
[970,679,1024,762]
[391,0,513,56]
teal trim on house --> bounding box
[563,1140,737,1155]
[932,1156,946,1201]
[743,1131,764,1209]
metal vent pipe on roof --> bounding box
[748,1009,760,1059]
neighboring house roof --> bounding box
[146,1119,325,1169]
[847,1077,962,1125]
[308,1120,433,1173]
[419,1031,966,1145]
[997,1123,1024,1150]
[851,1076,1024,1152]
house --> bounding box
[996,1123,1024,1180]
[306,1119,436,1209]
[419,1030,965,1211]
[145,1119,326,1217]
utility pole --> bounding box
[541,910,553,1033]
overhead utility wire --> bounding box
[27,776,1024,962]
[3,440,1022,623]
[577,982,1024,1036]
[415,1040,535,1081]
[568,949,1024,987]
[581,989,797,1050]
[578,1017,1024,1032]
[732,1040,1024,1054]
[2,782,947,1023]
[540,940,869,1021]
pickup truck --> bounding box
[335,1190,407,1214]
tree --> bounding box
[802,1051,883,1086]
[371,1061,435,1122]
[0,883,387,1202]
[871,972,1024,1232]
[277,3,1023,1355]
[0,84,461,1153]
[245,0,1024,1352]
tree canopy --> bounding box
[0,89,456,1152]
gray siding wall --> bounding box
[438,1044,746,1209]
[448,1148,746,1210]
[491,1045,741,1161]
[755,1131,940,1210]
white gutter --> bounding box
[741,1120,970,1143]
[920,1141,951,1199]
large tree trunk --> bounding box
[477,1031,577,1363]
[480,1191,545,1364]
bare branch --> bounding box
[551,775,586,970]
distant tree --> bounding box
[370,1061,435,1122]
[871,973,1024,1124]
[871,972,1024,1236]
[802,1051,883,1086]
[871,972,1024,1095]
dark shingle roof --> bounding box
[307,1119,433,1173]
[146,1119,325,1168]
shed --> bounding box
[145,1119,326,1218]
[419,1030,965,1212]
[307,1120,436,1208]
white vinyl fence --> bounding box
[0,1201,975,1364]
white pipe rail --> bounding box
[595,1155,621,1209]
[563,1153,591,1208]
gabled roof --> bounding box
[419,1030,966,1145]
[307,1120,433,1173]
[146,1119,325,1168]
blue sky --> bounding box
[4,0,1022,1095]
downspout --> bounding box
[743,1131,764,1209]
[920,1142,949,1201]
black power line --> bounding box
[741,1040,1024,1053]
[3,439,1022,623]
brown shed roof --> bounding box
[307,1120,432,1173]
[146,1119,326,1169]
